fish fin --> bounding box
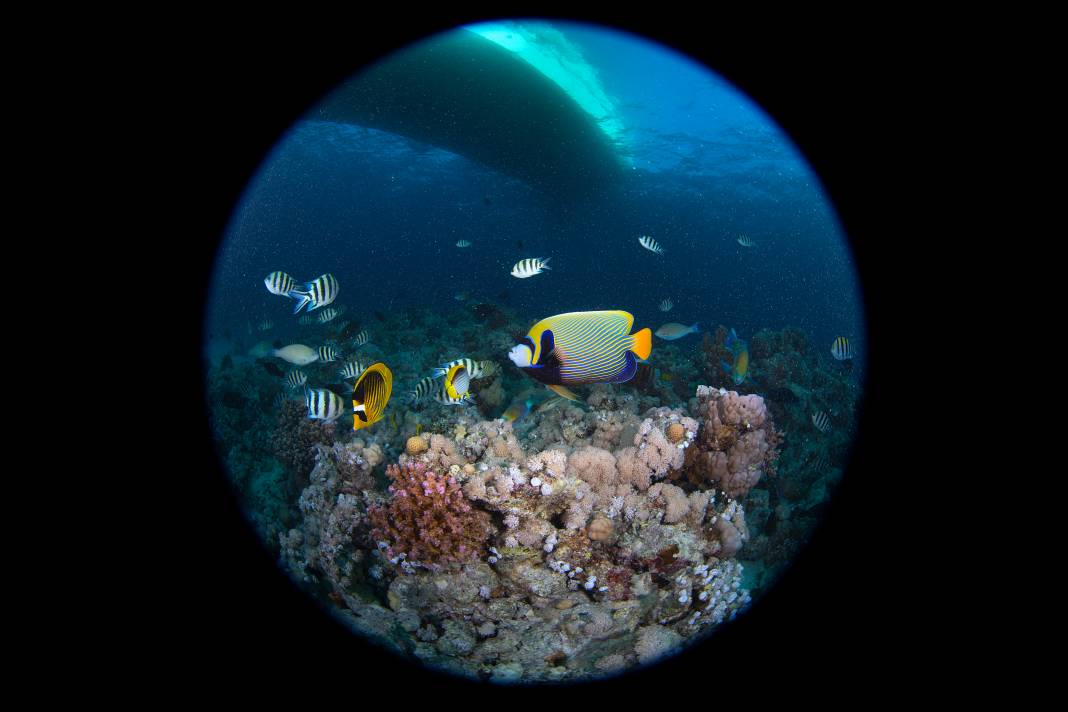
[541,257,551,270]
[721,360,733,375]
[431,368,447,379]
[630,327,653,360]
[546,384,580,401]
[289,291,311,314]
[612,352,640,383]
[726,328,737,347]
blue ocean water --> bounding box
[201,21,866,682]
[206,24,863,361]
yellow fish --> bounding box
[352,362,393,431]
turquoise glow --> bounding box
[465,21,629,158]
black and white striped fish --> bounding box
[638,235,664,254]
[317,307,340,324]
[811,410,831,433]
[432,358,488,379]
[298,314,316,325]
[831,336,855,361]
[285,369,307,389]
[408,376,435,401]
[305,387,346,423]
[434,379,476,406]
[659,299,673,312]
[456,239,472,248]
[317,345,340,362]
[264,271,296,296]
[272,392,289,409]
[339,360,366,380]
[258,318,274,331]
[352,330,370,348]
[511,257,551,278]
[737,234,756,247]
[290,273,339,314]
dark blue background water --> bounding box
[206,22,864,367]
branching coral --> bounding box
[369,461,494,568]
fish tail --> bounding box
[727,328,737,346]
[289,290,311,314]
[541,257,551,270]
[630,327,653,360]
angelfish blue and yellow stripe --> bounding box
[509,310,653,386]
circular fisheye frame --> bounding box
[203,20,865,683]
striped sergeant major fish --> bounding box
[432,358,489,380]
[508,310,653,402]
[264,271,296,296]
[409,376,435,401]
[352,330,370,348]
[258,318,274,331]
[305,387,346,423]
[659,298,673,312]
[737,234,756,247]
[638,235,664,254]
[317,345,340,362]
[352,362,393,431]
[339,360,366,380]
[285,369,307,389]
[298,314,316,325]
[456,239,472,248]
[290,273,339,314]
[511,257,551,279]
[434,378,476,406]
[317,307,341,323]
[831,336,855,361]
[811,410,831,433]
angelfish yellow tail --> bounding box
[631,327,652,360]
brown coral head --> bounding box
[406,435,428,456]
[587,516,614,542]
[666,422,686,444]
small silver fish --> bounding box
[511,257,551,278]
[638,235,664,254]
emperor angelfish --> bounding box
[721,328,750,385]
[433,358,488,380]
[507,310,652,401]
[352,362,393,431]
[290,273,339,314]
[264,271,296,296]
[305,387,345,423]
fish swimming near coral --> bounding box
[339,360,367,380]
[352,362,393,431]
[655,322,699,340]
[508,310,653,401]
[317,345,340,362]
[442,363,473,402]
[831,336,855,361]
[511,257,550,279]
[317,307,341,323]
[285,369,307,389]
[290,273,339,314]
[638,235,664,254]
[408,376,435,402]
[434,378,476,406]
[721,328,750,385]
[273,344,319,366]
[264,271,296,297]
[352,330,370,348]
[305,387,346,423]
[811,410,831,433]
[501,397,534,423]
[659,299,673,312]
[737,234,756,247]
[433,358,489,380]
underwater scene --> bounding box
[202,21,865,684]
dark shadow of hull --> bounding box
[315,29,627,203]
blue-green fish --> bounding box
[721,328,750,385]
[654,322,699,340]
